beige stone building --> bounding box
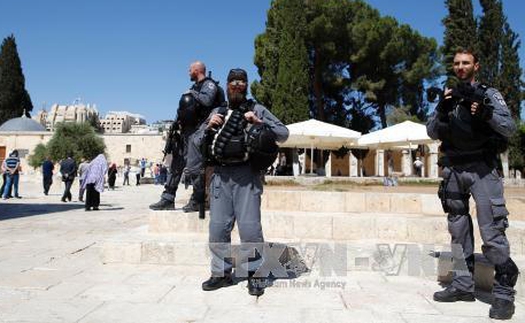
[99,111,146,134]
[1,114,165,174]
[33,103,99,131]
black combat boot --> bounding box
[202,274,234,291]
[247,271,269,297]
[149,199,175,210]
[182,201,199,213]
[490,258,520,320]
[433,286,475,302]
[489,298,515,320]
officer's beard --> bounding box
[227,90,247,109]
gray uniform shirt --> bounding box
[190,79,218,108]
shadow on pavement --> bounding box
[0,203,86,220]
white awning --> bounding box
[280,119,361,149]
[357,120,437,148]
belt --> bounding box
[439,152,496,167]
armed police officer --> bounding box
[200,68,288,296]
[150,61,225,211]
[427,48,519,320]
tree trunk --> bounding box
[313,48,325,121]
[379,104,387,129]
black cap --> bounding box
[227,68,248,83]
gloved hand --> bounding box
[473,103,493,121]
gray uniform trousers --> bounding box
[160,130,193,202]
[208,164,264,276]
[443,162,514,301]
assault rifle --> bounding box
[163,121,182,161]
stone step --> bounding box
[99,227,525,293]
[261,190,525,220]
[149,210,525,255]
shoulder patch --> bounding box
[492,92,507,107]
[207,82,216,90]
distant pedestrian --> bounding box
[59,153,77,202]
[42,156,54,195]
[139,158,146,178]
[2,150,21,199]
[81,154,108,211]
[107,163,117,190]
[78,158,90,202]
[413,157,423,177]
[123,164,130,186]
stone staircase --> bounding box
[100,189,525,291]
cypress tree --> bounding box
[253,0,309,124]
[0,34,33,125]
[441,0,478,82]
[477,0,503,85]
[271,0,310,124]
[498,22,522,120]
[499,22,523,170]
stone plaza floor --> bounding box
[0,176,524,322]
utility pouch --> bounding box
[438,179,449,213]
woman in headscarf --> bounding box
[107,163,117,190]
[81,154,108,211]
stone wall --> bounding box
[0,131,165,173]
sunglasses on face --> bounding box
[229,80,247,86]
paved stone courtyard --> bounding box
[0,177,524,322]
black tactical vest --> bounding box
[207,100,255,165]
[190,77,227,125]
[441,95,508,158]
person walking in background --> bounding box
[413,157,423,177]
[77,158,89,202]
[107,163,117,190]
[59,153,77,202]
[81,154,108,211]
[123,164,130,186]
[139,158,146,178]
[42,156,54,195]
[133,162,141,185]
[2,150,22,199]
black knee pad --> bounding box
[446,198,469,219]
[495,258,520,287]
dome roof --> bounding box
[0,113,46,132]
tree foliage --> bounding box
[27,143,48,169]
[498,22,523,120]
[252,0,310,124]
[40,122,106,165]
[508,122,525,171]
[441,0,478,83]
[477,0,503,85]
[253,0,439,132]
[0,34,33,125]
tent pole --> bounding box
[310,143,314,174]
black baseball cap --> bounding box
[227,68,248,83]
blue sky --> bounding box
[1,0,523,123]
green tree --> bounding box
[255,0,438,131]
[87,113,104,133]
[46,122,106,162]
[441,0,478,83]
[253,0,309,124]
[351,15,439,127]
[498,22,523,120]
[508,122,525,171]
[27,143,48,169]
[0,34,33,125]
[477,0,503,85]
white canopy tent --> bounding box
[357,120,436,148]
[279,119,361,175]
